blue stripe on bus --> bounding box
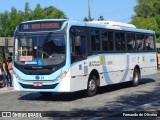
[102,56,113,84]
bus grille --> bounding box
[19,83,58,89]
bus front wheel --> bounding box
[86,75,97,97]
[132,68,140,87]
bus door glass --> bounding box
[70,27,87,63]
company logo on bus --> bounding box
[35,76,40,80]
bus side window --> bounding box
[115,32,125,51]
[74,36,86,55]
[136,34,145,51]
[101,30,114,51]
[127,33,135,51]
[146,35,155,50]
[90,29,100,52]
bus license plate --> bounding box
[33,82,43,87]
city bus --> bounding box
[13,19,157,96]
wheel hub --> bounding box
[89,79,96,91]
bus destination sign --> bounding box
[19,21,63,32]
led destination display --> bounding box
[19,21,63,32]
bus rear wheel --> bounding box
[86,75,97,97]
[132,68,140,87]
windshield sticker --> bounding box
[37,59,43,66]
[20,56,33,61]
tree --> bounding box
[0,3,67,37]
[0,11,11,37]
[24,2,31,20]
[32,4,44,20]
[83,17,94,21]
[17,10,25,24]
[43,6,66,19]
[10,7,18,36]
[0,52,2,59]
[98,16,105,21]
[83,17,89,21]
[131,0,160,43]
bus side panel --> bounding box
[70,54,132,91]
[70,60,89,92]
[69,52,157,92]
[129,52,157,77]
[107,54,129,84]
[140,53,157,76]
[57,76,71,92]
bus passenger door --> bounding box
[70,27,88,64]
[69,27,89,91]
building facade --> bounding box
[0,37,13,53]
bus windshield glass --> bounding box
[14,33,66,66]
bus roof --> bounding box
[20,19,155,34]
[67,19,155,34]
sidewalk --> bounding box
[0,87,15,94]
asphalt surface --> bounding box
[0,71,159,120]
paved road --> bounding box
[0,72,159,119]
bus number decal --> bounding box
[35,76,44,80]
[40,76,44,80]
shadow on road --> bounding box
[18,91,87,101]
[98,78,155,94]
[18,78,156,102]
[17,78,160,119]
[69,80,159,119]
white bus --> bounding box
[13,19,157,96]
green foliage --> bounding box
[0,52,3,60]
[83,16,105,21]
[43,6,66,19]
[158,48,160,53]
[131,0,160,43]
[98,16,105,21]
[32,4,44,20]
[0,2,66,37]
[5,52,11,60]
[83,17,94,21]
[83,17,89,21]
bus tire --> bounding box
[86,75,97,97]
[132,68,140,87]
[40,92,53,97]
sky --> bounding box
[0,0,137,23]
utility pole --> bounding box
[88,0,91,21]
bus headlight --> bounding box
[56,70,68,80]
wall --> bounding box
[0,37,13,53]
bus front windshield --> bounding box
[14,33,66,66]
